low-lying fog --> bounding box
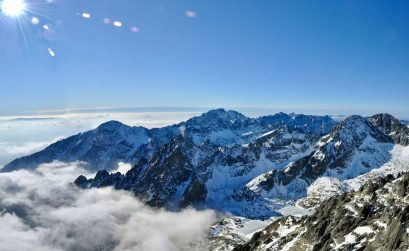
[0,162,216,251]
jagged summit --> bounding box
[333,114,373,134]
[259,111,291,120]
[258,112,336,135]
[201,108,247,120]
[185,109,248,127]
[329,114,391,144]
[338,114,366,125]
[370,113,409,145]
[371,112,395,120]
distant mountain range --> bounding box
[4,109,409,222]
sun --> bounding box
[1,0,27,17]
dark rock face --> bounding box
[370,113,409,146]
[73,175,88,188]
[180,179,208,208]
[234,172,409,251]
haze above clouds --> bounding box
[0,162,216,251]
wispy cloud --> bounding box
[0,140,59,168]
[0,162,216,251]
[114,162,133,175]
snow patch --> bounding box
[354,226,373,235]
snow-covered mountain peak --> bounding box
[96,120,128,131]
[370,113,396,123]
[336,115,369,131]
[369,113,409,145]
[259,112,292,122]
[328,115,389,145]
[204,108,247,120]
[258,113,336,135]
[185,109,248,128]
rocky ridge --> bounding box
[234,171,409,251]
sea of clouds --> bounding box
[0,111,219,251]
[0,162,216,251]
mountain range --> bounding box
[3,109,409,222]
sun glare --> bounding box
[1,0,26,17]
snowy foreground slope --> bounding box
[234,171,409,251]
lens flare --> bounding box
[31,17,39,25]
[185,10,197,18]
[130,26,139,33]
[82,12,91,19]
[113,21,122,27]
[0,0,26,17]
[103,18,110,24]
[48,48,55,57]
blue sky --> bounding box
[0,0,408,116]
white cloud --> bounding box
[0,141,51,156]
[0,162,216,251]
[0,140,60,168]
[114,162,133,175]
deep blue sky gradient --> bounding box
[1,0,408,116]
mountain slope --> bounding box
[234,171,409,251]
[74,123,328,217]
[2,120,180,172]
[235,115,406,207]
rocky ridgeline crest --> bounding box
[234,171,409,251]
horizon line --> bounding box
[0,105,409,120]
